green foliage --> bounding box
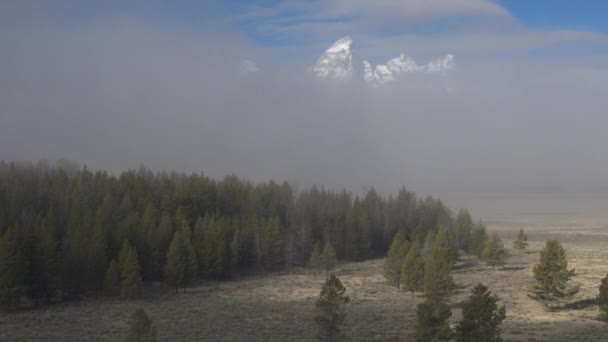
[454,209,473,252]
[314,274,350,341]
[23,223,58,305]
[481,232,507,269]
[261,216,284,270]
[165,229,198,293]
[307,241,323,274]
[0,228,27,309]
[513,228,529,251]
[424,243,454,298]
[383,232,410,288]
[401,241,425,294]
[321,243,338,275]
[126,308,157,342]
[529,240,579,303]
[415,297,453,342]
[600,273,608,323]
[468,221,488,257]
[434,226,458,262]
[455,283,506,342]
[103,259,121,297]
[119,241,142,298]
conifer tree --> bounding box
[126,308,157,342]
[422,231,436,262]
[119,241,142,298]
[455,209,473,252]
[469,222,488,257]
[529,240,579,303]
[314,274,350,341]
[435,226,458,262]
[401,241,425,294]
[455,283,506,342]
[24,223,58,304]
[307,241,323,274]
[598,273,608,323]
[165,230,198,293]
[481,232,507,269]
[383,232,410,288]
[261,216,284,270]
[415,297,453,342]
[321,242,338,276]
[0,228,27,309]
[424,243,454,298]
[513,228,529,252]
[103,258,121,296]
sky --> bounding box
[1,1,608,197]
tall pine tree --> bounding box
[0,228,27,309]
[165,229,198,293]
[119,241,142,298]
[383,232,410,288]
[314,274,350,341]
[455,283,506,342]
[529,240,579,304]
[401,241,425,294]
[415,297,453,342]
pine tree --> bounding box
[435,226,458,262]
[424,243,454,298]
[481,233,507,269]
[529,240,579,304]
[401,241,425,294]
[415,297,453,342]
[455,209,473,252]
[165,230,198,293]
[119,241,142,298]
[513,228,529,252]
[314,274,350,341]
[103,259,121,296]
[455,283,506,342]
[24,223,57,305]
[469,222,488,257]
[261,216,284,270]
[598,273,608,323]
[422,231,436,262]
[0,228,27,309]
[383,232,410,288]
[126,308,157,342]
[321,243,338,276]
[307,241,323,274]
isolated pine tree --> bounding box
[383,232,410,288]
[321,243,338,276]
[103,259,121,296]
[599,273,608,323]
[126,308,157,342]
[481,233,507,269]
[401,241,425,294]
[424,244,454,298]
[314,274,350,342]
[119,241,142,298]
[513,229,529,251]
[0,228,27,309]
[529,240,579,303]
[415,297,453,342]
[455,283,506,342]
[307,241,323,274]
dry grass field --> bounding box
[1,222,608,341]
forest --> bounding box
[0,160,478,309]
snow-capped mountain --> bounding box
[312,36,354,80]
[314,37,454,85]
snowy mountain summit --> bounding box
[312,36,354,80]
[314,37,454,86]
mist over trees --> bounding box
[0,160,475,308]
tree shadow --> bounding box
[547,298,598,312]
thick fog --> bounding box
[1,15,608,196]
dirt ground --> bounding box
[1,223,608,341]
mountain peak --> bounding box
[312,36,353,80]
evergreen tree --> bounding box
[261,216,284,270]
[0,228,27,309]
[126,308,157,342]
[321,243,338,276]
[103,259,121,296]
[424,243,454,298]
[513,228,529,251]
[435,225,458,262]
[203,216,229,279]
[529,240,579,303]
[454,209,473,252]
[469,222,488,257]
[165,230,198,293]
[314,274,350,342]
[422,230,436,262]
[307,241,323,274]
[455,283,506,342]
[481,233,507,269]
[598,273,608,323]
[401,241,425,294]
[119,241,142,298]
[415,297,453,342]
[383,232,410,288]
[24,223,57,305]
